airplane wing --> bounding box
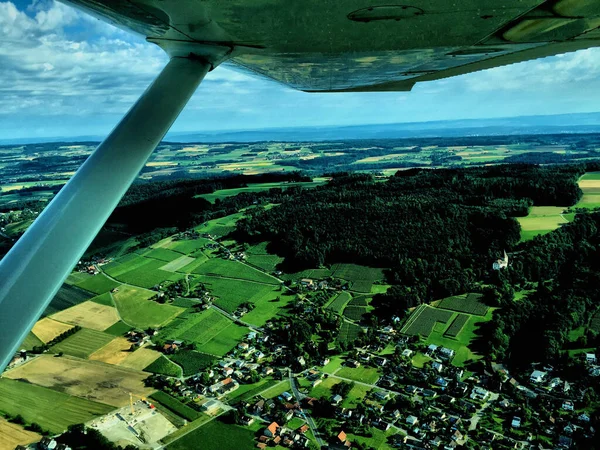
[61,0,600,91]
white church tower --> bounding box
[492,251,509,270]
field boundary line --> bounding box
[400,304,426,334]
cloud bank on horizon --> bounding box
[2,0,600,140]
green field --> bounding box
[260,380,291,399]
[145,248,183,262]
[89,292,114,306]
[114,257,182,288]
[331,264,385,293]
[401,305,453,337]
[0,378,113,434]
[438,293,489,316]
[517,206,568,241]
[104,321,133,336]
[197,276,288,325]
[195,212,245,237]
[166,238,211,255]
[444,314,469,337]
[576,173,600,209]
[341,383,372,408]
[166,418,256,450]
[245,242,285,272]
[338,321,362,344]
[50,328,115,359]
[336,366,381,384]
[193,258,278,285]
[144,355,182,377]
[424,308,496,367]
[162,309,247,357]
[327,292,352,314]
[103,254,149,277]
[112,285,184,328]
[19,332,44,351]
[150,391,201,422]
[75,273,120,295]
[343,305,369,321]
[309,376,342,399]
[227,379,278,401]
[197,180,327,203]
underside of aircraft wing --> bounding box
[60,0,600,91]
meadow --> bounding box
[0,378,113,434]
[145,355,183,377]
[31,318,74,343]
[193,258,279,285]
[245,241,284,272]
[88,337,133,365]
[517,206,569,241]
[166,419,257,450]
[119,348,162,370]
[336,366,381,384]
[331,264,385,293]
[165,238,211,254]
[112,285,184,328]
[162,309,245,356]
[326,292,352,314]
[150,391,201,422]
[75,273,120,295]
[437,293,489,316]
[197,180,326,203]
[338,321,362,344]
[343,305,368,322]
[400,305,453,337]
[50,328,115,359]
[576,172,600,209]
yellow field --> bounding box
[119,348,162,370]
[4,355,155,407]
[0,417,41,450]
[88,337,132,365]
[50,301,119,331]
[31,318,74,343]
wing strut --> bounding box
[0,57,211,372]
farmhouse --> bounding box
[530,370,547,383]
[264,422,281,438]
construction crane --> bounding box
[129,392,154,414]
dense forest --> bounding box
[236,165,583,304]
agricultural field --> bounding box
[90,292,114,306]
[50,300,120,331]
[590,309,600,333]
[245,241,284,272]
[43,283,95,316]
[338,321,362,344]
[336,366,381,384]
[112,285,184,329]
[3,355,155,407]
[144,355,183,377]
[166,418,257,450]
[400,305,453,337]
[517,206,569,241]
[260,380,292,399]
[162,309,244,356]
[343,305,369,322]
[150,391,200,422]
[309,376,342,399]
[195,212,244,237]
[170,351,216,377]
[88,337,133,365]
[102,254,150,278]
[0,378,113,435]
[75,273,120,295]
[145,248,183,262]
[425,308,496,367]
[113,257,182,288]
[227,378,278,401]
[197,180,327,203]
[119,348,162,370]
[331,264,385,293]
[19,332,43,351]
[65,271,91,285]
[165,238,211,254]
[50,328,115,359]
[193,258,279,285]
[444,314,469,337]
[0,417,41,450]
[437,293,489,316]
[576,172,600,209]
[327,292,352,314]
[31,317,74,343]
[104,321,133,336]
[161,255,195,272]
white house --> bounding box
[493,251,509,270]
[530,370,547,383]
[406,416,419,426]
[511,417,521,428]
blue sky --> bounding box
[2,0,600,141]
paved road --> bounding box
[288,370,324,448]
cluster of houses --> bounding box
[256,420,311,449]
